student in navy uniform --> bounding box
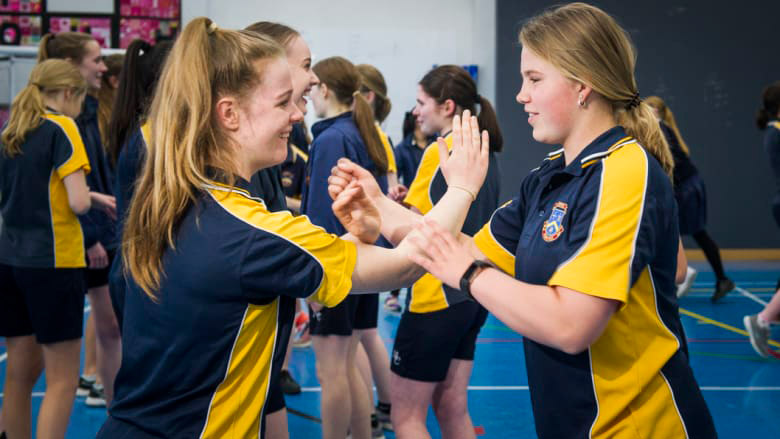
[383,65,502,439]
[645,96,734,302]
[38,31,124,406]
[330,4,717,439]
[106,38,173,331]
[394,110,434,188]
[97,18,489,439]
[281,123,309,213]
[744,81,780,358]
[303,55,393,439]
[0,59,107,439]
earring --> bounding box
[578,95,585,107]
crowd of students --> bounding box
[0,2,777,438]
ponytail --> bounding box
[419,65,503,152]
[2,59,87,156]
[618,102,673,176]
[313,56,388,175]
[356,64,392,123]
[645,95,690,156]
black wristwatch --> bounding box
[459,260,492,300]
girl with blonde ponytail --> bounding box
[329,3,716,438]
[0,59,112,439]
[97,17,490,439]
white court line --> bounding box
[735,287,769,306]
[4,386,780,399]
[0,305,91,364]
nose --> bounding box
[516,87,529,105]
[291,105,304,123]
[310,71,320,86]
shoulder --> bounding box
[41,114,81,145]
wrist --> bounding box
[447,185,477,202]
[459,260,492,300]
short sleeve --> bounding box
[302,132,349,235]
[240,210,357,308]
[547,145,649,303]
[404,136,451,214]
[47,115,90,179]
[377,125,397,173]
[473,198,523,277]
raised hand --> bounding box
[439,110,490,200]
[331,180,381,244]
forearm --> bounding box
[469,268,616,354]
[376,188,472,246]
[285,196,301,214]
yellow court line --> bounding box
[679,308,780,348]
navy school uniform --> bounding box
[301,111,388,335]
[392,133,500,381]
[660,121,707,235]
[764,120,780,226]
[0,112,90,343]
[98,179,357,439]
[393,133,429,186]
[473,127,716,439]
[281,142,308,199]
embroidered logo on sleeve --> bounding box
[541,201,568,242]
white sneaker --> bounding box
[676,266,697,298]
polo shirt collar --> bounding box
[546,126,631,177]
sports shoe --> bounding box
[85,383,107,407]
[744,314,771,358]
[676,266,697,298]
[279,369,301,395]
[375,405,392,431]
[77,375,96,397]
[371,414,386,439]
[292,311,311,348]
[383,294,402,313]
[711,278,735,303]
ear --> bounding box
[575,82,594,106]
[319,83,330,100]
[363,90,375,105]
[215,96,240,131]
[441,98,457,118]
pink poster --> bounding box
[0,14,42,46]
[120,18,178,48]
[0,0,42,14]
[120,0,180,19]
[49,16,112,48]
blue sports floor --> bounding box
[1,260,779,438]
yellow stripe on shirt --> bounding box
[547,142,648,303]
[44,113,91,178]
[473,215,516,277]
[207,186,356,308]
[375,123,397,173]
[403,133,453,213]
[49,170,86,268]
[199,301,278,438]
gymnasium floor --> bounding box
[1,260,779,438]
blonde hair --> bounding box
[357,64,392,123]
[1,59,87,156]
[123,17,285,298]
[519,2,673,176]
[38,32,95,63]
[98,54,124,152]
[314,57,388,175]
[645,96,690,156]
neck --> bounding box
[324,100,350,119]
[562,106,616,165]
[439,119,453,138]
[414,132,428,148]
[42,96,64,113]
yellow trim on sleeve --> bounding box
[547,144,649,303]
[375,123,397,173]
[140,122,152,146]
[473,220,516,277]
[44,114,90,178]
[403,133,453,214]
[199,301,278,438]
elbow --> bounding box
[556,326,597,355]
[70,197,91,215]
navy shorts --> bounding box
[391,300,488,382]
[309,293,379,336]
[85,249,117,289]
[675,174,707,235]
[266,378,286,414]
[0,263,85,344]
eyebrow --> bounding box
[276,89,293,102]
[522,69,542,76]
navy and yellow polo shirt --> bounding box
[0,113,90,268]
[106,179,356,439]
[404,133,501,312]
[474,126,715,439]
[281,142,308,199]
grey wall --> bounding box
[496,0,780,248]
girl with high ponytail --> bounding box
[328,3,716,438]
[0,59,111,439]
[98,17,489,439]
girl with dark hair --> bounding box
[744,81,780,358]
[645,96,734,302]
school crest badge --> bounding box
[541,201,568,242]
